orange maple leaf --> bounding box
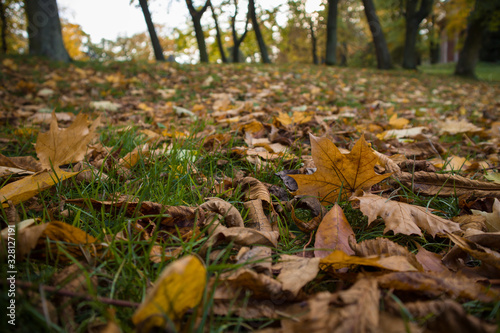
[290,134,391,204]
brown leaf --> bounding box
[276,255,320,297]
[415,244,448,273]
[396,171,500,197]
[1,221,100,262]
[320,250,418,272]
[199,197,244,227]
[349,237,423,271]
[0,168,80,205]
[472,198,500,232]
[290,135,391,204]
[132,255,206,331]
[243,199,273,232]
[36,112,100,169]
[214,267,283,300]
[446,232,500,270]
[314,203,355,258]
[354,193,460,236]
[376,272,499,302]
[405,300,497,333]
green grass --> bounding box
[419,61,500,82]
[1,57,499,332]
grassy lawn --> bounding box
[419,61,500,81]
[1,56,499,332]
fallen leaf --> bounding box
[471,198,500,232]
[276,255,320,297]
[36,112,100,169]
[319,250,418,272]
[290,135,391,204]
[314,204,355,258]
[439,119,483,135]
[0,168,80,205]
[354,193,460,236]
[132,255,206,331]
[1,221,100,261]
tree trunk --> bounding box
[454,0,484,78]
[402,0,434,69]
[209,2,227,63]
[325,0,338,66]
[25,0,70,62]
[186,0,210,63]
[248,0,270,63]
[0,0,7,53]
[230,0,249,63]
[138,0,164,61]
[362,0,392,69]
[310,19,318,65]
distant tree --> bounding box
[138,0,165,61]
[61,21,88,60]
[25,0,70,62]
[455,0,500,78]
[209,1,227,63]
[362,0,392,69]
[230,0,249,63]
[0,0,7,53]
[248,0,270,63]
[325,0,338,65]
[309,17,318,65]
[402,0,434,69]
[186,0,210,63]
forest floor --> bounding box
[1,56,500,332]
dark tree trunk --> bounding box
[0,0,7,53]
[230,0,249,63]
[138,0,164,61]
[429,14,439,64]
[310,19,318,65]
[402,0,434,69]
[339,42,347,66]
[186,0,210,63]
[454,0,485,78]
[248,0,270,63]
[25,0,70,62]
[325,0,338,66]
[362,0,392,69]
[209,2,227,63]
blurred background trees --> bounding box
[1,0,499,77]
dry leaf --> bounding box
[319,250,418,272]
[0,168,80,205]
[471,198,500,232]
[354,193,460,236]
[314,204,355,258]
[290,135,391,204]
[36,112,100,169]
[132,255,206,331]
[396,171,500,197]
[1,221,100,261]
[349,237,423,271]
[276,255,320,297]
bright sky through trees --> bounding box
[58,0,323,42]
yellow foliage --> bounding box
[62,22,89,60]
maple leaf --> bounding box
[290,135,391,204]
[35,112,100,169]
[354,193,460,236]
[132,255,206,331]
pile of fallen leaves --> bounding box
[1,57,500,332]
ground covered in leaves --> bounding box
[1,56,500,332]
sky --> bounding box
[58,0,323,43]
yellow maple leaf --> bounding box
[132,255,206,331]
[290,135,391,204]
[35,112,100,169]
